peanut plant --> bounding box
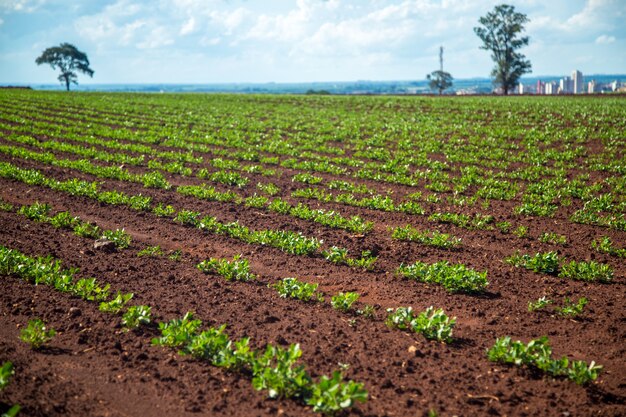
[330,292,360,313]
[20,318,56,349]
[397,260,488,293]
[197,255,257,282]
[386,306,455,343]
[122,305,152,329]
[271,278,324,302]
[487,336,602,385]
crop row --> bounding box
[0,245,368,415]
[0,161,374,267]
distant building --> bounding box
[559,76,572,94]
[587,80,596,94]
[545,81,557,95]
[518,83,525,94]
[536,80,544,94]
[572,70,583,94]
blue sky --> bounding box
[0,0,624,84]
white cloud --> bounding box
[595,34,615,44]
[180,17,195,35]
[137,26,174,49]
[0,0,45,12]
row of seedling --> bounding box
[2,200,132,249]
[152,312,367,415]
[506,251,613,282]
[487,336,602,385]
[0,162,374,269]
[0,244,365,415]
[196,256,374,317]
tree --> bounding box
[473,4,531,95]
[426,46,453,95]
[35,43,94,91]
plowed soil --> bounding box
[0,91,625,417]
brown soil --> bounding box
[1,93,625,417]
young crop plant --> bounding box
[386,306,455,343]
[322,247,377,271]
[396,200,426,215]
[515,202,558,217]
[292,173,323,185]
[0,197,13,211]
[257,182,280,196]
[506,251,560,275]
[592,236,626,258]
[252,343,312,400]
[99,291,134,314]
[391,225,461,249]
[20,318,56,349]
[397,260,488,293]
[539,232,568,246]
[244,194,269,208]
[528,296,552,312]
[152,312,202,348]
[307,371,368,415]
[168,249,182,261]
[137,245,164,257]
[512,225,528,238]
[174,209,201,227]
[428,212,494,230]
[555,297,588,318]
[152,203,176,217]
[330,292,360,313]
[122,305,152,329]
[0,361,15,390]
[356,304,376,319]
[249,230,322,256]
[197,255,257,282]
[496,221,511,234]
[0,361,20,417]
[18,201,51,221]
[72,277,110,301]
[49,211,79,229]
[487,336,602,385]
[211,170,249,187]
[177,184,240,203]
[271,277,324,302]
[558,260,613,283]
[73,221,100,238]
[101,228,132,249]
[142,170,171,189]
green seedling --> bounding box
[137,245,164,257]
[330,292,360,313]
[271,277,324,302]
[197,255,256,282]
[99,291,134,314]
[307,371,368,415]
[122,305,152,329]
[528,296,552,312]
[20,318,56,349]
[555,297,588,318]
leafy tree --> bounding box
[474,4,531,95]
[426,46,453,95]
[35,43,94,91]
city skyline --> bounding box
[1,0,625,85]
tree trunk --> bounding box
[64,75,70,91]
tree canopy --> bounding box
[473,4,531,95]
[35,43,94,91]
[426,46,453,95]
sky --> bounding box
[0,0,624,84]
